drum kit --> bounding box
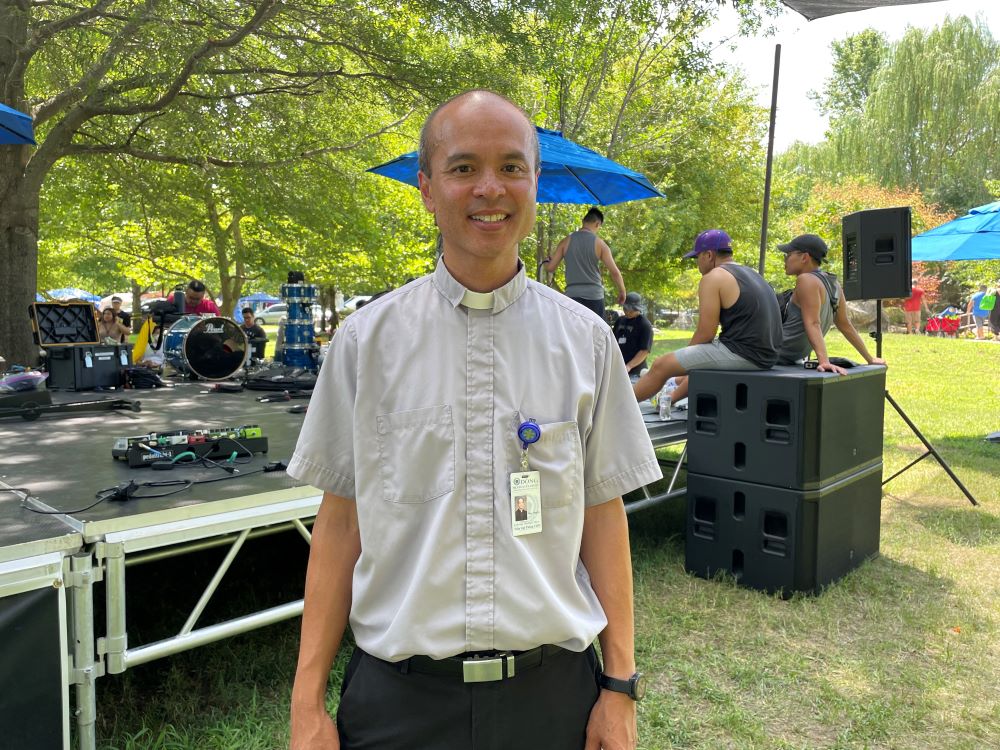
[161,272,320,382]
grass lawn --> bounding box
[97,329,999,750]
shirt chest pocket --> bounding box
[376,405,455,504]
[509,420,583,509]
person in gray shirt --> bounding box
[288,90,660,750]
[775,233,884,373]
[543,207,627,319]
[634,229,782,407]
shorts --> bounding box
[674,339,767,372]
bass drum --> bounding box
[164,316,248,380]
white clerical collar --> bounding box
[461,289,495,309]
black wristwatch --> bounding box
[598,671,646,701]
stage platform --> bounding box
[0,383,687,750]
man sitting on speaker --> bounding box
[634,229,782,407]
[775,234,885,375]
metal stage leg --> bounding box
[69,553,100,750]
[883,390,978,506]
[100,543,127,675]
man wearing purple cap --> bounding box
[634,229,781,406]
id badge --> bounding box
[510,471,542,536]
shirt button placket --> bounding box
[465,307,495,649]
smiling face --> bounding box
[101,308,115,323]
[418,93,539,287]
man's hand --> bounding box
[584,690,637,750]
[869,356,887,366]
[290,703,339,750]
[616,289,627,306]
[816,361,847,375]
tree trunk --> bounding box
[1,1,36,365]
[0,172,41,366]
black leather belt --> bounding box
[398,644,566,683]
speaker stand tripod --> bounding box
[872,299,978,506]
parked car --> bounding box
[338,295,372,315]
[254,303,288,325]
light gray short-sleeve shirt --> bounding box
[288,260,661,662]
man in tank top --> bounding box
[775,234,885,373]
[633,229,782,407]
[543,207,627,319]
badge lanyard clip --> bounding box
[517,418,540,471]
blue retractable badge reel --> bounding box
[518,419,541,451]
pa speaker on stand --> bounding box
[842,206,912,302]
[839,208,978,506]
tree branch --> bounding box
[33,0,163,127]
[84,0,281,117]
[63,110,415,169]
[24,0,114,58]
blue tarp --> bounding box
[912,201,1000,262]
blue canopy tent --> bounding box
[233,291,281,316]
[368,126,663,205]
[45,288,101,302]
[0,102,35,145]
[912,202,1000,262]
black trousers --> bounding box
[337,646,601,750]
[570,296,606,320]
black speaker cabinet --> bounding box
[842,206,912,301]
[684,464,882,595]
[686,366,885,490]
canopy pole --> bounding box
[759,44,781,274]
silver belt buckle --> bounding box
[462,654,515,682]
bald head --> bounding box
[418,90,540,177]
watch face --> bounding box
[631,673,647,700]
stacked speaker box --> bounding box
[684,365,886,595]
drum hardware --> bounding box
[164,315,248,381]
[275,270,320,371]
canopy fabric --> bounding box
[912,201,1000,261]
[0,101,36,145]
[780,0,946,21]
[240,292,280,302]
[368,126,663,206]
[44,288,101,302]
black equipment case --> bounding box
[29,302,131,391]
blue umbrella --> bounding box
[912,201,1000,261]
[368,126,663,205]
[0,102,36,145]
[45,288,101,302]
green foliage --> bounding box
[808,29,889,122]
[826,16,1000,211]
